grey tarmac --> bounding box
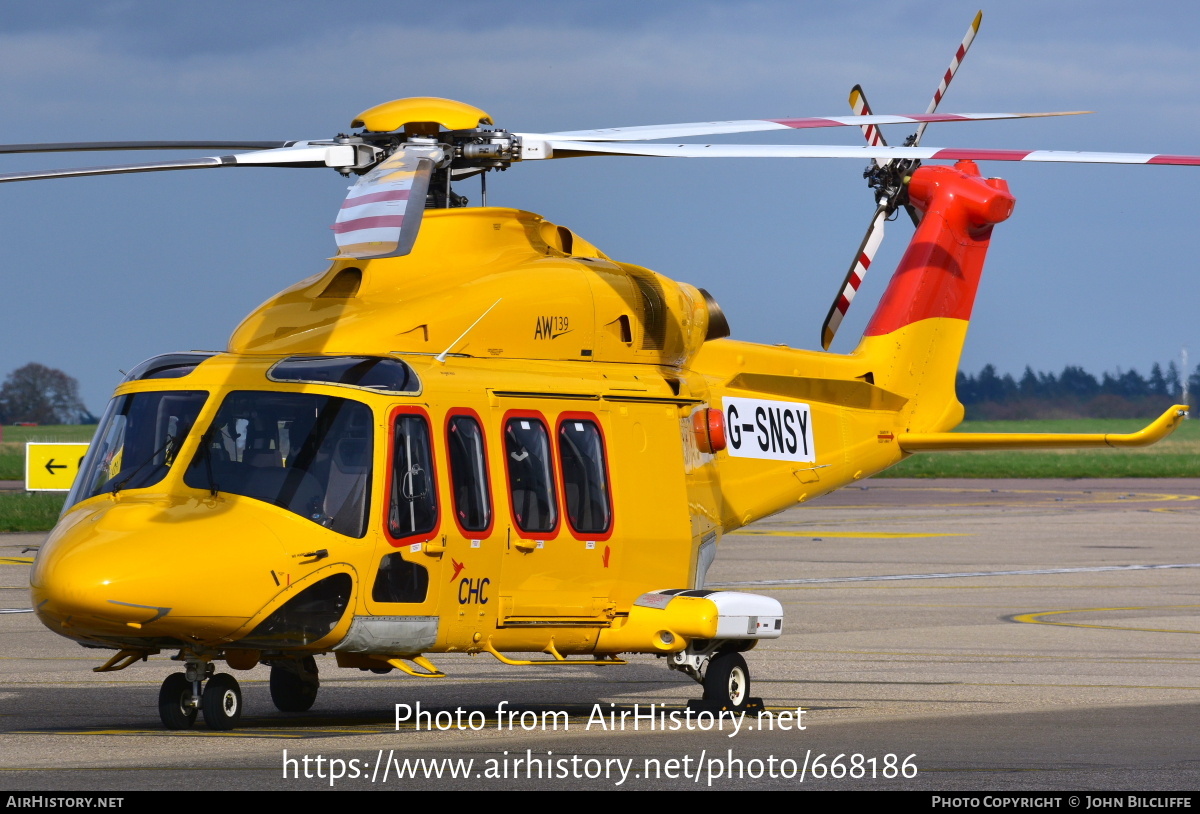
[1,478,1197,791]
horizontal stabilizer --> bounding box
[898,406,1188,451]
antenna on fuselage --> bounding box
[435,298,503,364]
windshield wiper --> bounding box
[195,427,220,498]
[110,434,177,497]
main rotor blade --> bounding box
[333,145,440,260]
[533,140,1200,166]
[521,111,1084,143]
[0,140,292,155]
[914,10,983,146]
[0,143,362,184]
[0,156,229,182]
[821,206,887,351]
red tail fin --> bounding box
[863,160,1015,337]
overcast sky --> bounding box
[2,1,1198,412]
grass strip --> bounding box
[876,418,1200,478]
[0,492,66,532]
[1,425,96,480]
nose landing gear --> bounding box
[201,673,243,729]
[157,672,198,729]
[158,659,242,730]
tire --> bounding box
[201,673,242,730]
[703,651,750,711]
[158,673,197,730]
[270,655,320,712]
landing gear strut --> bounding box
[158,659,242,730]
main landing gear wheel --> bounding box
[201,673,242,730]
[158,673,198,730]
[270,655,320,712]
[703,651,750,712]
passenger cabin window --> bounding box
[447,414,492,534]
[184,392,373,538]
[504,416,557,534]
[558,418,612,535]
[389,412,437,540]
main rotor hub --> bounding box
[350,97,493,135]
[346,98,521,177]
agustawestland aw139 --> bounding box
[5,12,1189,729]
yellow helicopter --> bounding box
[8,15,1191,730]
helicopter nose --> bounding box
[31,499,288,642]
[33,543,167,635]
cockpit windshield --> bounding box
[67,390,208,508]
[184,391,373,538]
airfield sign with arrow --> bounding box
[25,443,89,492]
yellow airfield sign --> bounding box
[25,443,89,492]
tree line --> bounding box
[0,363,91,425]
[957,362,1200,419]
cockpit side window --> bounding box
[122,352,215,383]
[67,390,208,507]
[184,392,373,538]
[504,414,558,535]
[446,412,492,536]
[269,356,419,395]
[388,410,438,541]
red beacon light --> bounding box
[692,408,727,454]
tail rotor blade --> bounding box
[827,11,982,351]
[333,145,441,259]
[822,205,887,350]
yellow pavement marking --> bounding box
[1012,605,1200,635]
[738,531,968,538]
[0,557,34,565]
[888,487,1197,500]
[964,682,1200,690]
[830,488,1199,510]
[767,583,1176,592]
